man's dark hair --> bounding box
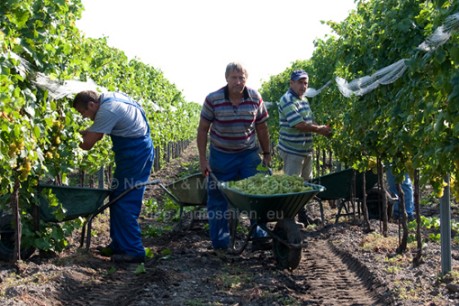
[73,90,100,109]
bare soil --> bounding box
[0,141,459,305]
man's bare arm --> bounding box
[197,118,211,175]
[80,130,104,150]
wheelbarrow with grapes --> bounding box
[212,173,325,270]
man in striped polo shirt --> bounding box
[278,70,331,226]
[197,62,271,251]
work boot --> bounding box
[96,246,114,257]
[111,254,145,263]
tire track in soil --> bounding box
[57,267,170,306]
[57,234,186,306]
[58,227,393,306]
[299,238,386,305]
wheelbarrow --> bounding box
[216,175,325,270]
[311,168,383,223]
[159,172,207,229]
[0,180,160,261]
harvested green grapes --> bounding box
[228,174,313,195]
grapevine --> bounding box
[0,0,201,256]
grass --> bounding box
[360,232,399,252]
[184,299,212,306]
[440,269,459,284]
[143,223,173,238]
[177,160,201,178]
[214,265,254,290]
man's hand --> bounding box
[317,125,332,138]
[262,154,272,167]
[199,159,211,176]
[79,130,103,150]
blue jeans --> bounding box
[207,146,267,249]
[386,167,414,217]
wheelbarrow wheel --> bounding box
[0,214,35,261]
[272,218,302,270]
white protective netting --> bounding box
[305,80,332,98]
[334,59,408,98]
[418,12,459,52]
[33,73,105,100]
[306,12,459,99]
[5,50,107,99]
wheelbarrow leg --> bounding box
[318,198,325,225]
[85,220,93,251]
[335,199,347,223]
[80,221,88,248]
[229,222,257,255]
[177,204,184,230]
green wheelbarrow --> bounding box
[216,175,325,270]
[311,168,383,223]
[0,180,160,261]
[159,172,208,229]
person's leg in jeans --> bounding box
[401,173,414,218]
[206,177,230,249]
[386,167,414,219]
[207,148,239,249]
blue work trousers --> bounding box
[109,133,154,258]
[386,168,414,217]
[207,146,265,249]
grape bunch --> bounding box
[228,174,313,195]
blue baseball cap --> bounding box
[290,70,308,81]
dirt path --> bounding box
[1,140,458,305]
[75,222,388,306]
[55,219,389,305]
[41,135,389,305]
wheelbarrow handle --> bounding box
[110,179,161,207]
[84,179,161,250]
[158,182,181,205]
[209,172,218,183]
[209,172,224,191]
[90,179,161,219]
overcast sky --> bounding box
[76,0,356,103]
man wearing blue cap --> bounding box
[278,70,331,226]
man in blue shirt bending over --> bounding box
[73,90,154,263]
